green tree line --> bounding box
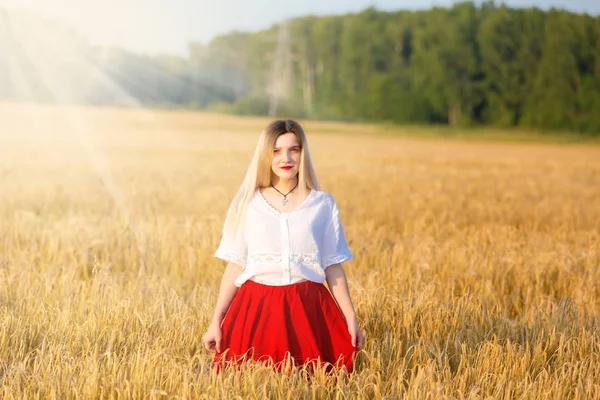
[1,2,599,133]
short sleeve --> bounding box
[321,197,354,269]
[214,207,247,268]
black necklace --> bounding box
[270,181,299,206]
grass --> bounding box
[0,102,599,399]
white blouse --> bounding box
[214,189,353,287]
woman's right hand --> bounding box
[202,321,222,353]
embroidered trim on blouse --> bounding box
[247,253,283,264]
[214,249,247,267]
[247,253,322,272]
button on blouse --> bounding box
[214,189,353,287]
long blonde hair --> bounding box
[225,120,321,235]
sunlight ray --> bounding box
[6,14,157,256]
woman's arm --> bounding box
[203,263,243,352]
[325,263,364,349]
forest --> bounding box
[1,1,599,133]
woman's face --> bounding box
[271,132,301,182]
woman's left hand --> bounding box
[347,319,364,349]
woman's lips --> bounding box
[281,166,292,170]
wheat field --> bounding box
[0,103,599,399]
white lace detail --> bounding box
[214,249,246,267]
[247,253,321,272]
[322,253,353,268]
[291,254,321,272]
[291,254,319,266]
[247,253,282,264]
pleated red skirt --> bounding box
[212,279,356,374]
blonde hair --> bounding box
[225,119,321,235]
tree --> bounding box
[523,10,579,129]
[411,3,482,125]
[478,6,525,125]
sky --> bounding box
[1,0,598,56]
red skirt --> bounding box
[212,279,356,374]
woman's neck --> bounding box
[271,176,299,193]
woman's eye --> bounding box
[273,149,280,153]
[292,148,300,152]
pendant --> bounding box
[282,197,288,206]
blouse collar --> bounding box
[256,189,317,218]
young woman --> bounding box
[202,119,363,374]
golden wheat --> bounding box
[0,103,599,399]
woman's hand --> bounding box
[203,263,243,354]
[347,319,364,349]
[202,321,222,353]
